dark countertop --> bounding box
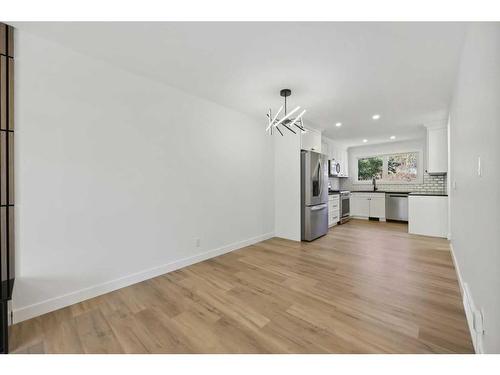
[328,190,341,195]
[408,192,448,197]
[349,190,447,196]
[350,190,409,194]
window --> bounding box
[387,152,418,182]
[358,156,383,181]
[357,152,419,183]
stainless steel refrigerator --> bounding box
[301,150,329,241]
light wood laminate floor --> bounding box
[9,220,474,353]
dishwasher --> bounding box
[385,193,409,221]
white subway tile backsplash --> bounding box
[340,172,447,193]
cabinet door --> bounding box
[301,129,321,152]
[408,196,448,237]
[329,144,337,162]
[342,149,349,177]
[300,130,311,151]
[427,126,447,174]
[321,141,329,156]
[351,196,369,217]
[340,151,346,176]
[369,197,386,218]
[311,130,321,152]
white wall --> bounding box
[13,31,275,322]
[274,135,301,241]
[449,23,500,353]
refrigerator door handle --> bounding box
[310,204,327,211]
[317,158,323,198]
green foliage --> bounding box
[358,157,383,180]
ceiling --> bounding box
[13,22,466,147]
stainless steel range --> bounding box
[339,190,351,224]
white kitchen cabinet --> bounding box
[339,148,349,177]
[329,146,338,161]
[369,196,386,218]
[426,126,448,174]
[321,140,329,156]
[351,193,370,217]
[408,195,448,238]
[301,128,322,152]
[328,194,340,227]
[351,192,385,220]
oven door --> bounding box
[341,196,350,218]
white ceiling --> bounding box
[13,22,466,147]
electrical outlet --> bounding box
[195,238,201,248]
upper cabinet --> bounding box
[301,127,322,153]
[338,148,349,177]
[426,125,448,174]
[323,136,349,177]
[321,140,329,156]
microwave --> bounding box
[329,160,341,176]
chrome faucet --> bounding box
[372,177,378,191]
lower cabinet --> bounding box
[328,194,340,227]
[369,196,385,218]
[351,193,386,220]
[408,195,448,238]
[351,195,369,217]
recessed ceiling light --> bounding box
[372,114,381,120]
[390,135,396,140]
[335,122,342,127]
[362,139,368,143]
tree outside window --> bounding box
[358,157,383,180]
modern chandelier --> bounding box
[266,89,306,136]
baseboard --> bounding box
[449,243,464,296]
[450,242,483,354]
[12,231,274,324]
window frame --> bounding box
[354,150,423,185]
